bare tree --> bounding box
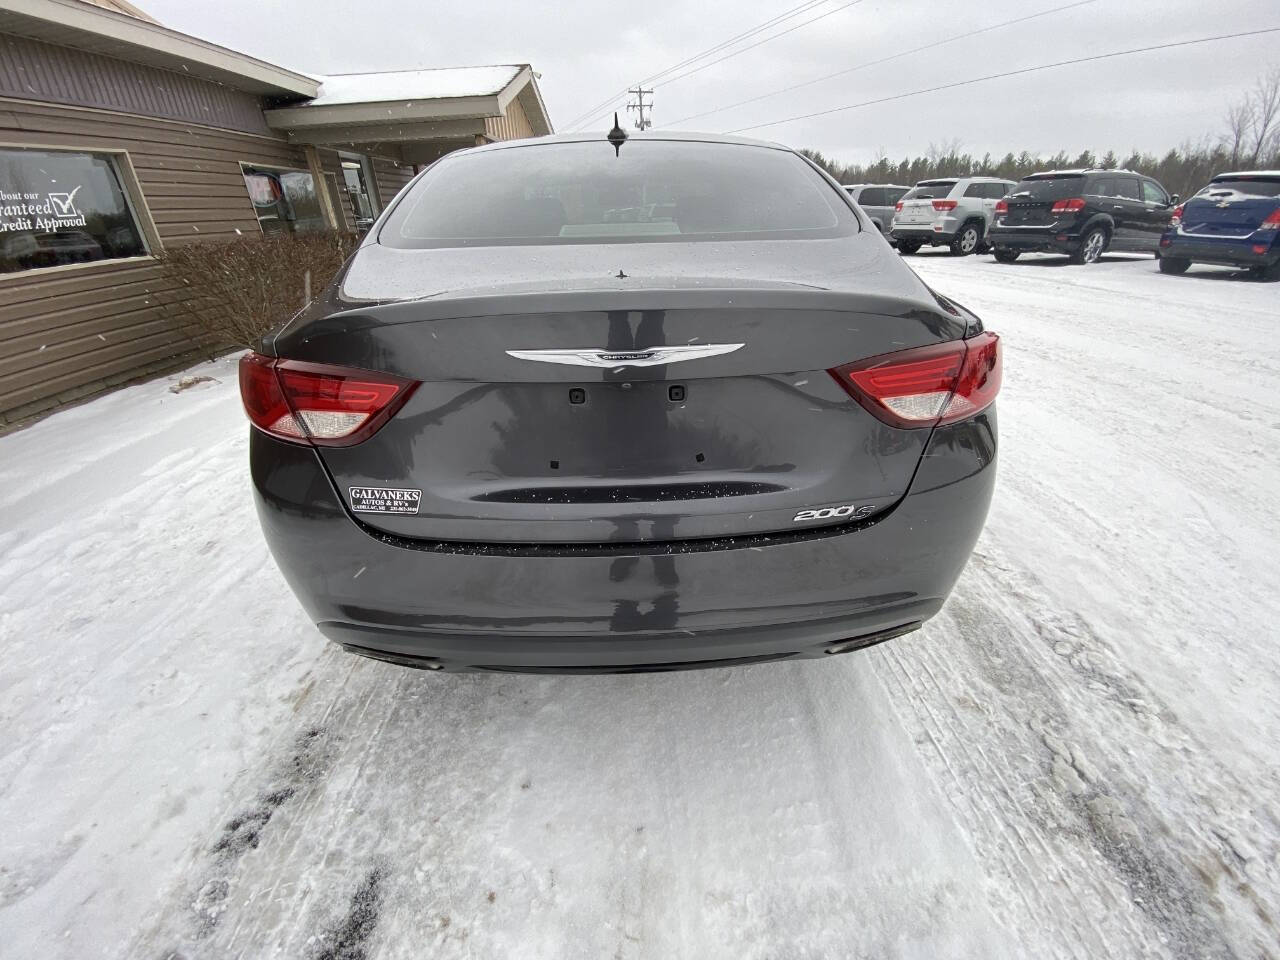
[1247,66,1280,165]
[1224,100,1254,167]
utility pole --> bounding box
[626,86,654,130]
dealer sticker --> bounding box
[349,486,422,515]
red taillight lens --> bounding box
[932,199,958,212]
[1050,197,1086,214]
[995,199,1008,215]
[1260,208,1280,229]
[828,332,1001,429]
[1170,203,1184,227]
[238,352,418,446]
[894,200,904,212]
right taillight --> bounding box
[828,332,1001,429]
[1051,197,1086,214]
[238,351,419,446]
[995,199,1008,215]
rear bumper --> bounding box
[251,413,997,672]
[1160,235,1279,268]
[988,226,1077,255]
[891,224,955,245]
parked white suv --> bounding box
[891,177,1015,256]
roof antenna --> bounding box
[607,111,628,156]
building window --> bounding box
[241,165,327,235]
[339,152,379,230]
[0,147,148,274]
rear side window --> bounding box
[1141,181,1169,204]
[858,187,886,206]
[884,187,907,205]
[1112,178,1141,200]
[902,181,956,200]
[1201,177,1280,198]
[380,140,857,247]
[1010,176,1085,200]
[963,183,986,198]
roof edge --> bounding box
[0,0,319,96]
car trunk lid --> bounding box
[275,242,967,545]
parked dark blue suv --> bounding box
[1158,171,1280,280]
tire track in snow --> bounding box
[882,541,1273,960]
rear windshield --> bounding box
[1200,177,1280,198]
[902,181,956,201]
[379,140,858,247]
[1009,175,1086,201]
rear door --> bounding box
[1092,175,1144,249]
[857,187,888,232]
[1137,179,1174,250]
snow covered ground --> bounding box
[1,252,1278,959]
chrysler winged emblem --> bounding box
[506,343,744,368]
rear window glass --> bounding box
[380,140,857,247]
[1201,177,1280,198]
[1009,176,1085,201]
[902,182,955,200]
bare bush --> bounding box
[159,231,359,352]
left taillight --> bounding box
[238,351,419,446]
[828,332,1001,429]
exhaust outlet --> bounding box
[824,622,921,656]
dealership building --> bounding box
[0,0,552,426]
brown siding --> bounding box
[0,96,313,424]
[370,155,415,207]
[0,34,275,136]
[485,96,535,141]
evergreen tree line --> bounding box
[801,68,1280,202]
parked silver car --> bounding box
[843,183,910,241]
[891,176,1015,256]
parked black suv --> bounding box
[988,169,1178,264]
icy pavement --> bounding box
[1,253,1278,959]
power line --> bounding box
[666,0,1096,128]
[650,0,866,92]
[640,0,830,87]
[561,0,831,131]
[727,25,1280,134]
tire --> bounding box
[1157,256,1191,275]
[1070,226,1108,265]
[993,248,1021,264]
[1249,261,1280,282]
[949,221,982,256]
[897,240,922,255]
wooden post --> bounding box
[304,144,340,230]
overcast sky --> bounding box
[143,0,1279,166]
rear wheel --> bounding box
[992,248,1020,264]
[1070,226,1107,265]
[1157,256,1191,275]
[1249,261,1280,281]
[949,222,982,256]
[897,240,922,255]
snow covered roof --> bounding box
[309,65,524,107]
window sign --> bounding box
[241,165,327,235]
[1,148,147,273]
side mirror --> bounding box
[1169,194,1180,206]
